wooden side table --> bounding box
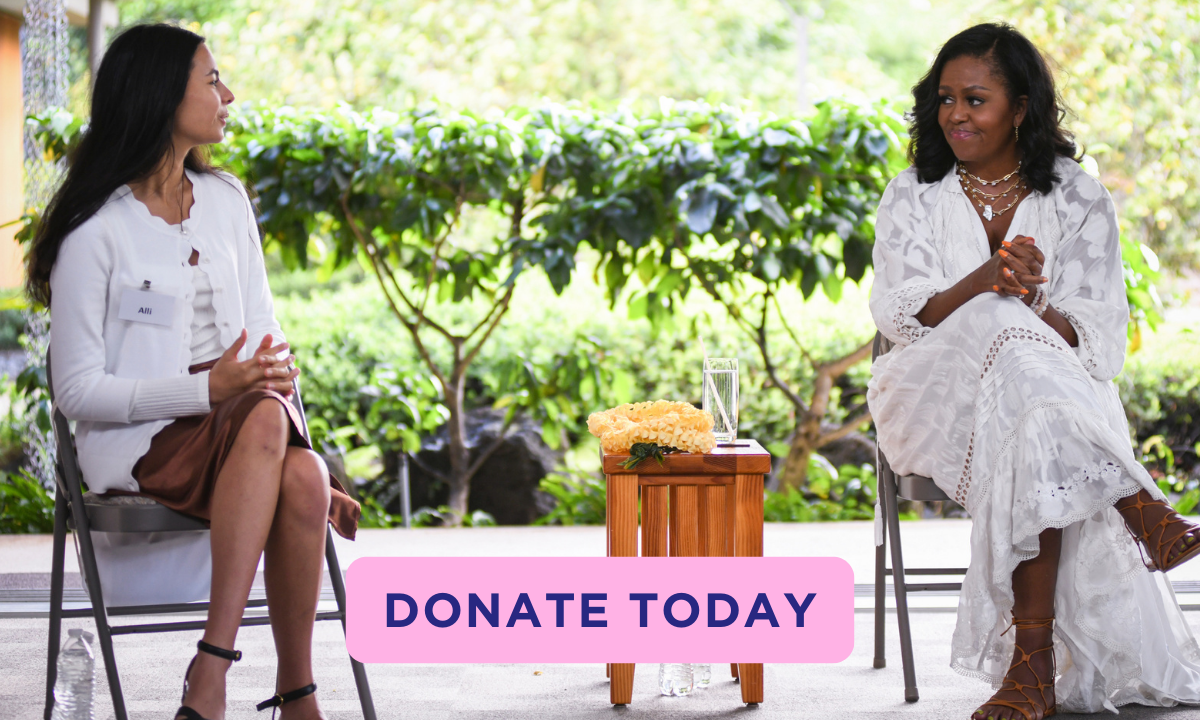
[602,439,773,705]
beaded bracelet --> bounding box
[1031,284,1049,318]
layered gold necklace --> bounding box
[957,161,1024,222]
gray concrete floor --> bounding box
[5,523,1200,719]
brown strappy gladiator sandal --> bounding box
[1116,489,1200,572]
[972,617,1056,720]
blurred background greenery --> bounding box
[4,0,1198,530]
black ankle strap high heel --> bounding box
[256,683,318,719]
[174,640,241,720]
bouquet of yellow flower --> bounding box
[587,400,717,457]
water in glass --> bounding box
[702,358,738,442]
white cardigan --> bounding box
[49,169,285,494]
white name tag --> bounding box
[118,286,176,327]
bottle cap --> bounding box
[68,628,82,637]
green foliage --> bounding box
[1119,325,1200,513]
[411,506,497,528]
[533,470,608,526]
[1003,0,1200,267]
[0,471,55,534]
[763,456,878,522]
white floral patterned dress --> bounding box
[867,157,1200,712]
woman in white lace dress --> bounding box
[868,23,1200,719]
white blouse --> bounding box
[188,263,225,365]
[49,169,284,494]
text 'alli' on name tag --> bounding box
[118,286,176,327]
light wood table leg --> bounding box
[607,473,638,704]
[699,485,727,557]
[737,663,763,703]
[642,485,668,558]
[735,473,765,703]
[673,485,700,557]
[610,663,635,705]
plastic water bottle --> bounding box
[50,628,95,720]
[694,663,711,688]
[658,663,694,696]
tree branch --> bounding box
[418,193,465,315]
[461,285,515,369]
[463,415,517,483]
[817,406,873,447]
[756,291,808,412]
[771,292,818,368]
[407,451,451,484]
[341,193,452,390]
[340,193,460,343]
[819,338,873,378]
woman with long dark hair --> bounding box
[30,24,359,720]
[868,23,1200,719]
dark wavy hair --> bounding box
[26,23,218,306]
[908,23,1079,193]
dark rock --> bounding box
[397,407,559,525]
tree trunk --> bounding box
[443,377,471,525]
[776,411,822,493]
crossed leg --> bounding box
[176,399,331,720]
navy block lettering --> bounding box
[630,593,657,627]
[707,593,738,627]
[785,592,817,627]
[546,593,575,628]
[744,593,779,627]
[425,593,461,628]
[664,593,700,628]
[506,592,542,627]
[386,593,417,627]
[469,593,499,628]
[581,593,607,627]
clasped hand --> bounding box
[208,329,299,405]
[978,235,1047,304]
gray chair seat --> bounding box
[79,492,208,533]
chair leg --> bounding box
[873,502,887,670]
[44,489,68,720]
[73,520,128,719]
[882,463,919,703]
[325,528,377,720]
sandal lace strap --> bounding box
[256,683,318,712]
[197,639,242,662]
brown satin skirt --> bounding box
[130,359,360,540]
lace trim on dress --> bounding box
[885,282,942,345]
[950,327,1077,506]
[979,326,1069,380]
[1056,308,1099,375]
[950,465,1146,692]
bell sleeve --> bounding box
[1047,172,1129,382]
[869,171,951,347]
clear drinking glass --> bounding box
[702,358,739,443]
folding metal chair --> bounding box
[42,350,377,720]
[870,331,967,703]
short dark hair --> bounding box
[907,23,1079,193]
[27,23,216,306]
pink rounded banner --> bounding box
[345,556,853,663]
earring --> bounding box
[1015,125,1020,142]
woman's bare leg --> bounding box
[179,400,290,720]
[972,527,1062,720]
[263,447,332,720]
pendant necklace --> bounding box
[178,171,190,237]
[958,163,1024,221]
